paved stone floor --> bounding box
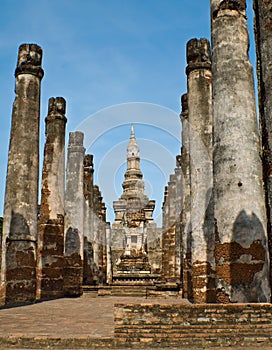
[0,294,188,339]
[0,294,271,349]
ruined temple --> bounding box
[1,0,272,307]
[111,125,160,285]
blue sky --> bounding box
[0,0,256,224]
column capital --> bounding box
[15,43,44,79]
[212,0,246,20]
[180,93,188,122]
[186,38,211,75]
[46,97,67,123]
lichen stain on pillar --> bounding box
[1,43,43,306]
[5,213,36,304]
[211,0,270,302]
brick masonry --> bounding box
[114,303,272,348]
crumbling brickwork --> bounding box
[114,303,272,347]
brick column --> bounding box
[1,44,43,306]
[37,97,67,299]
[186,38,215,303]
[211,0,270,302]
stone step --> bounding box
[115,327,272,337]
[83,285,149,297]
[111,286,148,297]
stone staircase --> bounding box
[83,283,182,298]
[83,285,151,297]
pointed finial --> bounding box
[130,123,135,139]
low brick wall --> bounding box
[114,303,272,348]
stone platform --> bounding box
[0,294,272,349]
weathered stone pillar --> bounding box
[1,44,43,305]
[93,185,107,284]
[106,223,112,284]
[186,38,215,303]
[162,177,176,282]
[83,154,94,285]
[180,94,193,300]
[254,0,272,289]
[211,0,270,302]
[93,185,101,273]
[37,97,67,300]
[64,132,85,296]
[174,156,183,282]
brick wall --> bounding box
[114,303,272,348]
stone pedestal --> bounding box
[1,44,43,306]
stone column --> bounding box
[92,185,107,284]
[1,44,43,306]
[174,156,183,282]
[106,223,112,284]
[64,132,85,296]
[162,177,177,282]
[168,175,176,229]
[211,0,270,302]
[186,38,215,303]
[254,0,272,288]
[37,97,67,300]
[180,94,193,300]
[83,154,94,285]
